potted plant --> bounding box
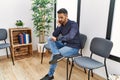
[15,20,24,28]
[32,0,55,43]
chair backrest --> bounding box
[80,34,87,49]
[0,29,7,41]
[90,37,113,58]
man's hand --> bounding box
[51,36,57,41]
[57,20,61,27]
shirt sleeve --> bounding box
[52,26,61,37]
[61,23,78,41]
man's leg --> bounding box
[59,46,79,57]
[46,46,79,78]
[47,37,64,55]
[47,37,65,64]
[48,62,57,77]
[40,37,64,80]
[40,46,79,80]
[49,46,79,64]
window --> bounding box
[54,0,81,29]
[106,0,120,62]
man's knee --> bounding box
[47,37,52,41]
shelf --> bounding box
[9,28,33,61]
[9,27,31,31]
[12,43,32,47]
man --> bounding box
[40,8,81,80]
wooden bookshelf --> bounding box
[9,28,33,60]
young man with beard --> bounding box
[40,8,81,80]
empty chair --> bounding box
[70,37,113,80]
[0,29,14,65]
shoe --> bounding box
[49,54,64,64]
[40,74,54,80]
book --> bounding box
[23,33,30,44]
[18,33,24,44]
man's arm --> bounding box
[52,27,61,37]
[60,23,78,41]
[52,21,62,38]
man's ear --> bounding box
[66,14,68,17]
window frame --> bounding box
[106,0,120,62]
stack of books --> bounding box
[18,33,30,44]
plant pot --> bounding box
[39,30,45,43]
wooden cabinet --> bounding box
[9,28,33,60]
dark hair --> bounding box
[57,8,68,15]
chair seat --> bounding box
[74,56,104,69]
[65,53,81,58]
[0,43,10,49]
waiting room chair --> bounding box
[70,37,113,80]
[0,29,14,65]
[40,33,87,64]
[65,33,87,80]
[40,34,87,80]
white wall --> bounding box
[0,0,39,56]
[80,0,120,78]
[57,0,78,22]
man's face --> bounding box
[58,13,68,25]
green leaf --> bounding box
[32,0,54,36]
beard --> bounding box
[59,21,63,24]
[58,17,68,25]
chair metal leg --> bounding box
[68,58,71,64]
[68,58,74,80]
[88,69,91,80]
[41,47,45,64]
[6,48,9,58]
[104,59,109,80]
[41,52,44,64]
[66,58,69,80]
[84,68,87,73]
[9,47,15,65]
[91,70,93,77]
[105,64,109,80]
